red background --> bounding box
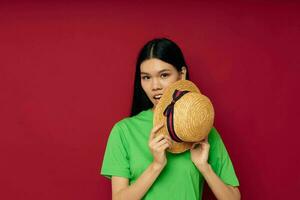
[1,1,299,199]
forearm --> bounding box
[113,162,164,200]
[198,164,240,200]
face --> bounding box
[140,58,186,108]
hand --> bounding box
[148,123,171,169]
[190,137,210,172]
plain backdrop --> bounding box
[1,1,299,199]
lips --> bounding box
[153,94,162,100]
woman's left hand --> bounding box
[190,137,210,172]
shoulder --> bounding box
[115,108,153,127]
[111,108,153,134]
[208,127,226,152]
[208,127,222,143]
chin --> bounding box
[152,102,158,108]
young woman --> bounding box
[101,38,241,200]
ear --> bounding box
[180,66,187,80]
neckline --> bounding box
[142,108,153,118]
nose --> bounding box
[151,78,162,91]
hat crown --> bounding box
[153,80,215,153]
[173,93,214,142]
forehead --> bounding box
[140,58,176,73]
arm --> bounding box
[112,162,164,200]
[112,123,171,200]
[191,138,241,200]
[198,164,241,200]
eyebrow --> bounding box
[140,69,171,75]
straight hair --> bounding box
[130,38,190,117]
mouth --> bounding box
[153,94,163,101]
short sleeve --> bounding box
[100,123,131,179]
[208,127,240,187]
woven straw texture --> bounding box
[153,80,214,153]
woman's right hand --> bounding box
[148,123,171,169]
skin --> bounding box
[140,58,186,110]
[111,58,241,200]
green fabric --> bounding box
[101,109,239,199]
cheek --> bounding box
[141,81,150,95]
[163,75,180,87]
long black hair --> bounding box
[130,38,190,117]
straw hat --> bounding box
[153,80,215,153]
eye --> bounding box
[141,76,150,80]
[161,73,170,78]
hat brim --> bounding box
[153,80,201,153]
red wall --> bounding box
[1,1,299,199]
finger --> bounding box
[192,141,201,148]
[201,138,209,144]
[164,134,171,140]
[153,139,171,151]
[159,134,171,141]
[149,123,164,140]
[161,134,172,145]
[158,143,170,151]
[153,123,164,133]
[202,137,208,142]
[191,143,196,149]
[191,142,201,149]
[199,137,208,143]
[197,141,210,150]
[152,138,169,149]
[150,134,165,144]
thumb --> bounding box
[191,142,200,149]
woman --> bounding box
[101,38,241,200]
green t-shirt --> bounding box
[101,108,239,199]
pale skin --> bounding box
[111,58,241,200]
